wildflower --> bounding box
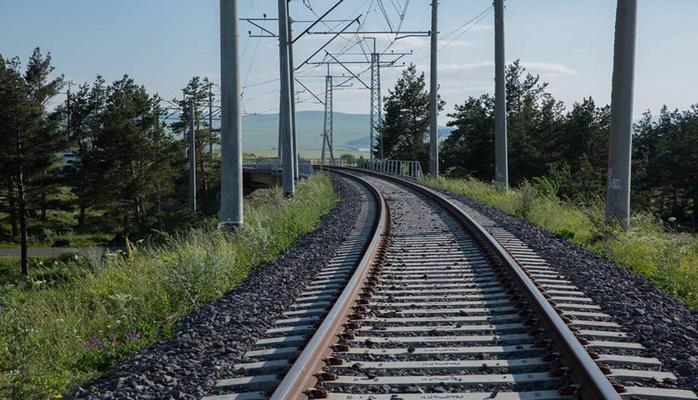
[126,330,141,343]
[53,394,64,399]
[84,336,103,351]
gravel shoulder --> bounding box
[434,187,698,393]
[75,175,363,399]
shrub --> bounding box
[52,238,71,247]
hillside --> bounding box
[242,111,369,151]
[240,111,453,152]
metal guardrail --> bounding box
[243,157,423,179]
[313,158,423,179]
[242,158,314,177]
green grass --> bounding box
[0,185,116,248]
[0,174,338,399]
[0,257,61,285]
[420,175,698,310]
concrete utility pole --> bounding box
[287,8,299,180]
[154,103,162,214]
[219,0,243,228]
[606,0,638,229]
[278,0,295,196]
[494,0,508,190]
[188,102,197,211]
[208,84,214,156]
[429,0,439,176]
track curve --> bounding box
[205,169,697,400]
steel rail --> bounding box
[330,167,623,400]
[269,170,388,400]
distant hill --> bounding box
[241,111,453,152]
[242,111,370,151]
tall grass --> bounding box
[421,176,698,310]
[0,174,337,399]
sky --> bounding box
[2,0,698,125]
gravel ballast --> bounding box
[435,188,698,393]
[75,175,363,399]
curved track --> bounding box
[205,170,697,400]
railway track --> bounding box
[205,169,698,400]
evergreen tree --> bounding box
[171,76,219,215]
[441,95,495,179]
[0,49,64,275]
[633,106,698,229]
[443,61,564,184]
[548,98,610,201]
[92,76,177,234]
[374,64,443,170]
[58,77,107,227]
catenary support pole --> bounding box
[369,52,375,160]
[278,0,295,196]
[219,0,243,227]
[288,6,299,180]
[494,0,508,190]
[155,101,162,215]
[429,0,439,176]
[606,0,637,229]
[188,102,197,211]
[208,84,214,156]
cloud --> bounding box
[439,61,494,72]
[385,35,475,52]
[521,62,576,76]
[436,61,576,77]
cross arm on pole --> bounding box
[292,0,345,44]
[325,51,370,89]
[306,30,429,35]
[295,16,361,71]
[294,78,324,105]
[242,19,277,37]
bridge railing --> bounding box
[242,158,315,177]
[313,158,423,179]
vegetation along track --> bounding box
[205,169,698,400]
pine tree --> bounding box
[171,76,218,215]
[92,76,176,234]
[0,49,64,275]
[442,60,564,184]
[375,64,443,170]
[58,76,107,227]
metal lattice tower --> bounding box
[370,52,382,160]
[321,75,335,166]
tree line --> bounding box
[0,49,220,275]
[376,61,698,231]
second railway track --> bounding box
[205,169,698,400]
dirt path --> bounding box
[0,247,122,258]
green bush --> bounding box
[420,175,698,310]
[0,174,338,399]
